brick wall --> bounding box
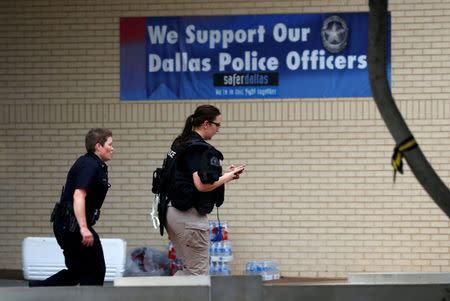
[1,0,450,278]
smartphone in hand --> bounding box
[234,164,246,175]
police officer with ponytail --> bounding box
[165,105,245,275]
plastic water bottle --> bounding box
[218,242,225,256]
[221,221,228,240]
[262,261,272,280]
[245,261,257,275]
[214,261,221,275]
[221,262,231,275]
[245,260,279,280]
[209,261,216,275]
[209,220,230,242]
[222,241,231,256]
[168,242,176,260]
[213,262,230,276]
[209,221,216,241]
[213,242,219,256]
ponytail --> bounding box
[179,114,194,144]
[178,105,221,144]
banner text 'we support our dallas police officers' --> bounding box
[120,13,390,100]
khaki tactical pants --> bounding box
[166,206,210,275]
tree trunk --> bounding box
[368,0,450,218]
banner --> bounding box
[120,13,390,100]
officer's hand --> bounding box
[226,164,245,179]
[232,164,245,179]
[226,165,236,173]
[225,165,245,181]
[80,227,94,247]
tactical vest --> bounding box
[153,133,225,236]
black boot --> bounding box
[28,280,47,287]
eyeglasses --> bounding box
[208,121,221,127]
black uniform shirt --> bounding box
[180,132,225,214]
[182,132,223,183]
[62,152,109,218]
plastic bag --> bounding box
[124,246,170,276]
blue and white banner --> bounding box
[120,13,390,100]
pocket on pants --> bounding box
[184,221,209,248]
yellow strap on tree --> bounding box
[391,136,417,183]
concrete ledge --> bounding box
[1,276,450,301]
[348,272,450,284]
[114,275,211,287]
[264,283,450,301]
[1,286,210,301]
[211,275,263,301]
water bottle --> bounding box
[209,261,216,275]
[245,261,257,275]
[245,260,280,280]
[222,241,231,257]
[221,221,228,240]
[213,242,219,256]
[214,261,221,275]
[262,261,272,280]
[221,262,231,275]
[218,241,225,256]
[209,221,216,241]
[168,242,176,260]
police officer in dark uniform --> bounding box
[164,105,245,275]
[29,128,114,286]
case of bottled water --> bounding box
[244,260,280,281]
[209,220,232,275]
[209,261,231,276]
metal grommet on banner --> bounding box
[391,136,418,183]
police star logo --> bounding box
[210,156,220,166]
[321,15,349,54]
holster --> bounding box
[88,209,101,226]
[50,202,78,232]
